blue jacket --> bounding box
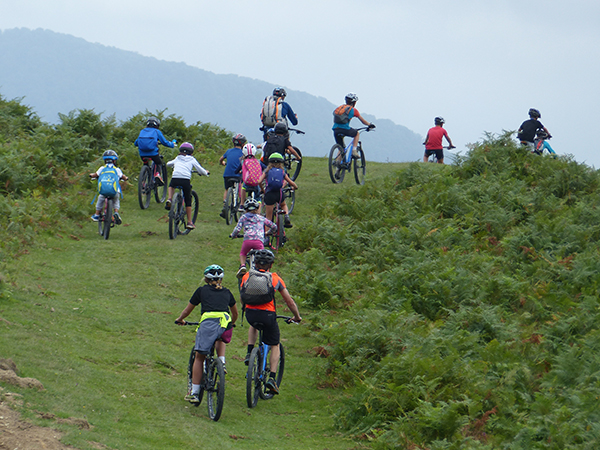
[281,102,298,126]
[134,128,175,156]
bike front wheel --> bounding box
[286,147,303,181]
[155,163,168,204]
[353,147,366,185]
[138,165,152,209]
[187,348,203,407]
[328,144,345,184]
[283,187,296,215]
[260,343,285,400]
[225,186,237,226]
[102,198,113,240]
[169,193,185,239]
[206,358,225,421]
[246,347,261,408]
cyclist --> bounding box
[175,265,238,404]
[258,152,298,229]
[240,143,262,206]
[423,117,455,164]
[219,134,246,218]
[230,197,277,278]
[90,150,128,224]
[332,93,375,158]
[241,249,301,394]
[533,129,556,156]
[260,87,298,141]
[165,142,209,230]
[134,117,176,186]
[517,108,551,150]
[261,122,301,166]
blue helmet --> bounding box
[102,150,118,162]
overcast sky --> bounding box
[2,0,599,166]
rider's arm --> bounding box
[284,174,298,190]
[230,303,239,325]
[445,134,455,148]
[286,145,301,160]
[279,288,302,323]
[175,302,196,324]
[157,130,175,148]
[282,103,298,126]
[193,159,209,176]
[219,155,226,166]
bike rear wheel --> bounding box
[169,193,186,239]
[246,347,261,408]
[187,349,203,407]
[328,144,345,184]
[260,343,285,400]
[286,147,302,181]
[206,358,225,421]
[154,163,168,204]
[189,190,199,225]
[102,198,113,240]
[353,147,366,185]
[225,186,237,225]
[138,165,152,209]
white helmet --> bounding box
[242,143,257,157]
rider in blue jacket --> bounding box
[134,116,175,185]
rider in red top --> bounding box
[423,117,455,164]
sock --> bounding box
[219,356,225,364]
[247,345,254,354]
[269,371,276,379]
[192,384,200,395]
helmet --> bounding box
[232,133,247,146]
[244,197,260,211]
[254,249,275,265]
[434,116,445,125]
[204,264,224,280]
[536,129,548,139]
[274,122,288,135]
[273,87,287,98]
[345,93,359,104]
[180,142,194,155]
[269,152,284,163]
[242,143,257,157]
[102,150,118,162]
[147,116,160,128]
[528,108,541,119]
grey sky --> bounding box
[2,0,599,165]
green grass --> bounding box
[1,155,405,450]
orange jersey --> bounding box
[241,270,286,312]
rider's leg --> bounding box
[192,352,205,386]
[269,343,280,375]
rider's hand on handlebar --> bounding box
[174,319,186,325]
[368,123,376,129]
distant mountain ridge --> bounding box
[0,27,423,162]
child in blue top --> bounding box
[134,116,176,186]
[258,152,298,229]
[90,150,128,223]
[219,133,246,218]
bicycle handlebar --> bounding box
[175,320,199,326]
[287,128,306,135]
[276,315,299,324]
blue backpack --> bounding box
[266,167,284,191]
[97,165,120,197]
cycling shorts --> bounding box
[333,128,358,146]
[263,190,282,206]
[425,149,444,161]
[224,176,241,190]
[140,154,163,167]
[169,177,192,206]
[245,309,280,346]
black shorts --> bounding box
[245,309,280,346]
[425,149,444,161]
[263,190,282,206]
[169,177,192,206]
[333,128,358,146]
[224,177,241,190]
[140,154,163,167]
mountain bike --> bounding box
[424,145,455,163]
[180,322,225,421]
[96,195,118,240]
[329,126,373,185]
[246,315,295,408]
[265,186,295,250]
[169,184,199,239]
[224,178,243,225]
[138,156,167,209]
[286,128,305,181]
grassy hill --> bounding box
[2,95,600,449]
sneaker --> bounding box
[219,205,228,219]
[91,214,100,222]
[113,212,122,225]
[222,363,227,375]
[238,205,245,212]
[186,222,196,230]
[244,353,251,366]
[265,378,279,395]
[165,199,171,211]
[184,392,200,404]
[284,215,293,229]
[155,173,164,186]
[236,265,247,278]
[352,147,359,158]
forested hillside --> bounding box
[2,93,600,449]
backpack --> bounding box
[333,105,353,124]
[266,167,285,191]
[136,128,158,151]
[240,269,275,305]
[261,96,283,127]
[262,134,287,162]
[97,165,120,197]
[242,158,263,187]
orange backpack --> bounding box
[333,105,353,124]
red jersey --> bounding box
[425,126,448,150]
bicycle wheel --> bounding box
[286,147,302,181]
[276,213,286,249]
[187,348,203,407]
[246,347,261,408]
[138,165,152,209]
[189,190,199,225]
[260,343,285,400]
[206,358,225,421]
[155,163,168,203]
[169,193,186,239]
[225,187,234,225]
[102,198,113,240]
[328,144,345,184]
[353,147,366,185]
[283,187,296,214]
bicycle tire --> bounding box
[353,147,366,185]
[246,347,261,408]
[155,163,168,204]
[97,209,103,236]
[283,187,296,215]
[169,193,186,239]
[190,190,199,225]
[328,144,345,184]
[276,212,286,249]
[187,348,203,407]
[260,343,285,400]
[206,358,225,421]
[103,198,113,240]
[286,147,302,181]
[225,186,234,225]
[138,165,152,209]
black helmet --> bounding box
[274,122,288,135]
[345,93,359,104]
[254,249,275,265]
[273,87,287,98]
[434,116,445,125]
[232,133,247,147]
[102,150,118,162]
[147,117,160,128]
[528,108,541,119]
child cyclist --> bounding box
[258,153,298,229]
[219,133,245,218]
[134,116,176,186]
[230,197,277,278]
[533,129,556,156]
[240,143,263,206]
[165,142,209,230]
[90,150,128,224]
[175,265,238,404]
